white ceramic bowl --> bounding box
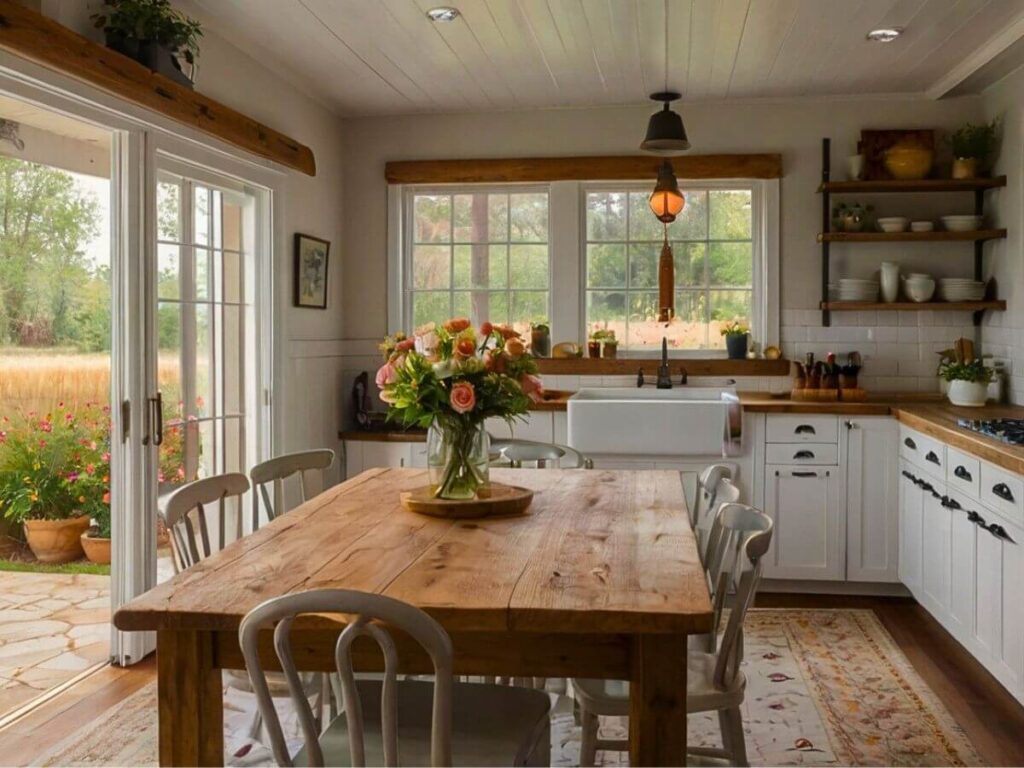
[877,217,909,233]
[910,221,934,232]
[903,278,935,303]
[941,215,983,232]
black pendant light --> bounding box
[640,0,690,155]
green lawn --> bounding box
[0,559,110,576]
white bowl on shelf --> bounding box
[902,276,935,303]
[910,221,934,232]
[877,217,909,233]
[941,215,984,232]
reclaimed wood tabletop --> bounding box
[115,467,712,766]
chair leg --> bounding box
[247,707,263,741]
[579,704,599,768]
[719,706,748,767]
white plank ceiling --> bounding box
[189,0,1024,116]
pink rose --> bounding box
[449,382,476,414]
[520,373,544,403]
[375,362,397,389]
[396,338,416,352]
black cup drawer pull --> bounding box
[793,450,815,459]
[794,425,816,435]
[919,481,934,492]
[904,437,917,449]
[925,451,940,465]
[967,510,986,526]
[992,483,1015,502]
[942,496,962,510]
[791,471,820,478]
[954,465,973,482]
[987,523,1015,543]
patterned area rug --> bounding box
[35,609,985,767]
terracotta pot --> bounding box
[23,515,90,564]
[952,157,979,180]
[602,341,618,359]
[80,532,112,565]
[587,340,601,358]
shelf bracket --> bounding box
[821,138,831,327]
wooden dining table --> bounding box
[114,467,713,766]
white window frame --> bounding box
[397,184,552,332]
[388,178,779,354]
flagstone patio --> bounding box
[0,571,110,715]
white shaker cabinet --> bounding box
[974,511,1024,696]
[898,463,924,597]
[920,488,952,619]
[845,417,900,583]
[763,465,844,580]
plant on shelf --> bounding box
[376,319,542,500]
[948,120,999,179]
[939,359,993,408]
[0,403,111,563]
[530,320,551,358]
[720,320,750,360]
[92,0,203,88]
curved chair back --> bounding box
[239,589,454,768]
[160,473,250,571]
[490,439,592,469]
[697,477,741,563]
[690,463,734,529]
[250,449,335,530]
[702,503,773,689]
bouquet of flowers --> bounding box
[376,318,543,499]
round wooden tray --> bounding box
[400,482,534,519]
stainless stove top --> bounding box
[957,418,1024,446]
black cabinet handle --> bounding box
[954,465,973,482]
[904,437,917,449]
[794,424,816,435]
[919,481,934,492]
[942,496,962,510]
[925,451,940,465]
[993,483,1015,502]
[902,470,914,480]
[794,450,815,459]
[988,523,1015,543]
[967,510,986,526]
[791,471,819,478]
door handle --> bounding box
[954,465,972,482]
[143,392,164,447]
[925,451,940,465]
[791,471,819,478]
[793,450,815,459]
[844,420,857,430]
[904,437,917,449]
[794,424,816,435]
[992,483,1015,502]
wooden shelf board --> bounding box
[818,176,1006,194]
[818,229,1006,243]
[0,1,315,175]
[534,357,791,376]
[820,300,1006,312]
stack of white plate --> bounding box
[938,278,985,302]
[838,278,879,302]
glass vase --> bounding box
[427,420,491,500]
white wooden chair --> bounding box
[571,503,773,768]
[239,588,552,767]
[159,473,250,573]
[489,439,593,469]
[689,463,734,531]
[250,449,335,530]
[696,477,741,563]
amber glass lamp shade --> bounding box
[649,161,685,224]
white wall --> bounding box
[36,0,348,478]
[980,64,1024,403]
[341,96,985,395]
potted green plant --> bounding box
[588,329,613,358]
[601,330,618,359]
[0,404,111,563]
[948,120,999,179]
[529,320,551,358]
[940,359,993,407]
[720,320,749,360]
[92,0,203,89]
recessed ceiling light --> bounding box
[426,7,460,22]
[866,27,904,43]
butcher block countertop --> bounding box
[896,403,1024,476]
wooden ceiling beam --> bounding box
[385,154,782,184]
[0,0,316,176]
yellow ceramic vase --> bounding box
[884,144,934,180]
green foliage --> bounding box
[92,0,203,65]
[0,402,111,524]
[0,559,110,575]
[720,320,749,337]
[949,120,998,162]
[939,359,993,384]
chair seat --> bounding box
[296,679,551,767]
[572,652,745,717]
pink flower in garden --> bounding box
[449,382,476,414]
[176,467,185,479]
[85,464,95,475]
[67,472,79,482]
[39,420,52,433]
[375,361,398,389]
[102,452,111,462]
[520,373,544,403]
[0,431,5,443]
[38,440,46,448]
[102,492,110,504]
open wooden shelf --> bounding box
[818,176,1006,194]
[818,229,1006,243]
[820,300,1006,312]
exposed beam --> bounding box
[927,12,1024,99]
[385,154,783,184]
[0,0,316,175]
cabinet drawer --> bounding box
[946,447,981,499]
[765,442,838,465]
[980,462,1024,527]
[766,415,838,443]
[899,426,945,478]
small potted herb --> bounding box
[601,331,618,359]
[948,120,999,179]
[82,503,112,565]
[92,0,203,89]
[940,359,993,407]
[720,320,749,360]
[588,329,612,358]
[530,321,550,358]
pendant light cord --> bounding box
[663,0,669,93]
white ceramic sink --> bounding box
[567,387,735,456]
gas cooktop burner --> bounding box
[957,418,1024,446]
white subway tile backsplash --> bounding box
[897,327,920,343]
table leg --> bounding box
[157,630,223,766]
[629,633,687,766]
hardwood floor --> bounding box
[2,596,1022,766]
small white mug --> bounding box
[846,154,865,180]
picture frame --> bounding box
[293,232,330,309]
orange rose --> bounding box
[449,382,476,414]
[455,338,476,358]
[444,317,471,333]
[480,321,494,336]
[505,338,526,358]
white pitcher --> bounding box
[880,262,900,303]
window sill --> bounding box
[534,357,791,376]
